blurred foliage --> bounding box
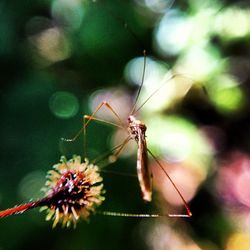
[1,0,250,250]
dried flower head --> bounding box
[0,156,105,228]
[41,155,105,227]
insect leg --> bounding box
[91,136,132,171]
[62,101,125,143]
[147,149,192,218]
[83,115,125,157]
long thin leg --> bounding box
[93,135,132,167]
[83,115,124,129]
[82,102,125,156]
[97,151,192,219]
[83,115,125,157]
[98,211,161,218]
[85,101,124,128]
[108,135,132,163]
[98,147,191,218]
[147,149,192,218]
[62,101,125,143]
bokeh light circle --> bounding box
[51,0,85,31]
[154,10,192,56]
[18,170,45,200]
[49,91,79,119]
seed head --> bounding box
[41,155,105,228]
[0,156,105,228]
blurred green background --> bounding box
[1,0,250,249]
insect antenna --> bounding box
[130,50,147,115]
[106,8,145,52]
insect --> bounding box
[63,50,192,218]
[0,156,105,227]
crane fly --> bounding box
[63,50,192,218]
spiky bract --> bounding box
[41,155,105,228]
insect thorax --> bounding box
[127,115,147,142]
